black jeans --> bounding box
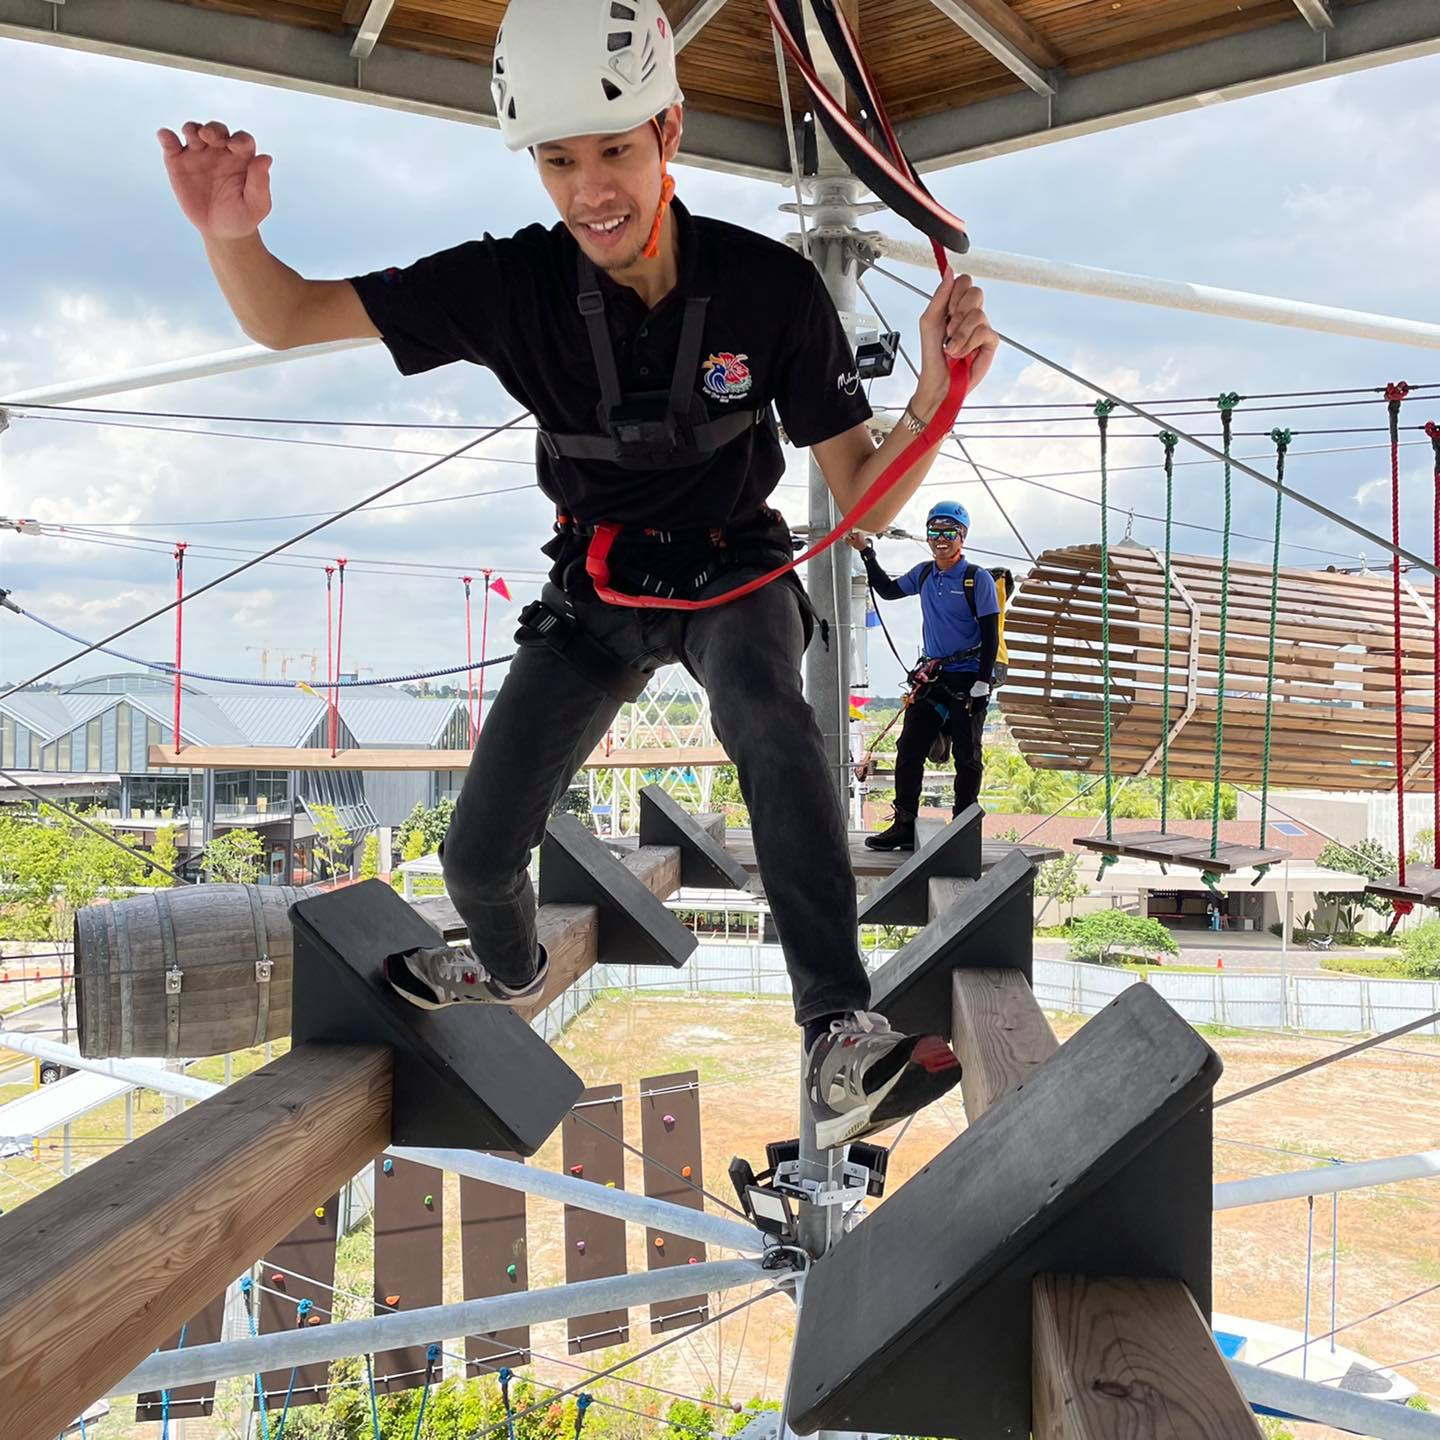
[893,671,987,818]
[439,570,871,1026]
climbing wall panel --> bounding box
[374,1156,445,1394]
[135,1288,226,1421]
[461,1155,532,1374]
[563,1084,629,1354]
[256,1193,341,1410]
[640,1071,708,1335]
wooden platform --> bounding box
[1366,866,1440,909]
[612,829,1061,880]
[1075,831,1289,876]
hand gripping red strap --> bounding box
[585,0,973,612]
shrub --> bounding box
[1068,910,1179,965]
[1399,918,1440,979]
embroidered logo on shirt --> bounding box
[701,352,753,401]
[836,369,860,396]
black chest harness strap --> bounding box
[536,251,768,472]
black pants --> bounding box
[439,570,871,1026]
[893,672,987,818]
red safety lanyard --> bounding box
[584,0,973,612]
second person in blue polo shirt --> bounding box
[850,500,999,851]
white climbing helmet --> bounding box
[492,0,685,152]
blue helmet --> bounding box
[927,499,970,529]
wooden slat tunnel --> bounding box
[1004,544,1436,793]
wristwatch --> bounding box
[898,405,925,435]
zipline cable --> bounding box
[0,411,534,699]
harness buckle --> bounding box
[537,430,560,460]
[576,290,605,317]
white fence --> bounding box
[538,943,1440,1039]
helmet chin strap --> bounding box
[642,116,675,260]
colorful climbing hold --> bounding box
[382,1158,394,1175]
[506,1263,518,1279]
[662,1114,676,1128]
[385,1294,401,1307]
[576,1239,587,1254]
[271,1273,286,1287]
[423,1194,434,1208]
[314,1206,326,1220]
[681,1165,692,1179]
[306,1314,323,1326]
[604,1181,616,1189]
[569,1164,584,1177]
[688,1257,699,1265]
[654,1236,665,1249]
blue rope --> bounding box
[365,1354,384,1440]
[239,1278,272,1440]
[78,1417,88,1440]
[412,1344,441,1440]
[160,1321,189,1440]
[499,1366,518,1440]
[574,1393,594,1439]
[5,600,514,688]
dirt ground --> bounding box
[22,994,1440,1438]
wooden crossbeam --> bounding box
[0,1044,392,1440]
[1032,1275,1260,1439]
[950,967,1057,1119]
[1074,833,1289,875]
[412,845,683,1021]
[149,744,730,771]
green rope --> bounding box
[1157,430,1179,834]
[1096,398,1117,841]
[1210,392,1240,859]
[1258,428,1291,848]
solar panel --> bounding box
[1271,822,1306,837]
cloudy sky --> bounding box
[2,32,1438,698]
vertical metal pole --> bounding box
[225,1053,234,1086]
[1281,860,1291,1029]
[124,1091,134,1142]
[1303,1194,1315,1380]
[62,1122,72,1176]
[1330,1185,1339,1353]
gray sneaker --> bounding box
[385,942,549,1010]
[805,1011,962,1149]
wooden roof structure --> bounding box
[2,0,1436,181]
[1003,544,1438,794]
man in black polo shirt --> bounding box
[157,0,997,1148]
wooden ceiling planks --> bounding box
[168,0,1317,128]
[1003,545,1438,793]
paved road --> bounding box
[0,995,73,1085]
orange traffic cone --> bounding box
[1216,955,1224,970]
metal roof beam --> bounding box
[348,0,397,60]
[923,0,1056,97]
[0,0,791,182]
[900,0,1440,171]
[674,0,732,53]
[1292,0,1335,32]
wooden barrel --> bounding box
[75,885,318,1059]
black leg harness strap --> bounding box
[514,596,652,702]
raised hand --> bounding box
[916,271,999,401]
[157,121,273,240]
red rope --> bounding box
[462,575,476,746]
[1429,419,1440,849]
[325,564,335,740]
[479,569,493,734]
[583,0,972,612]
[1388,381,1411,884]
[172,542,187,757]
[331,557,348,756]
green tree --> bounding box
[1316,838,1395,936]
[1068,909,1179,965]
[309,803,352,882]
[358,831,381,881]
[1167,782,1237,822]
[143,823,180,887]
[0,805,148,1041]
[401,827,427,864]
[1036,853,1089,925]
[202,827,264,884]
